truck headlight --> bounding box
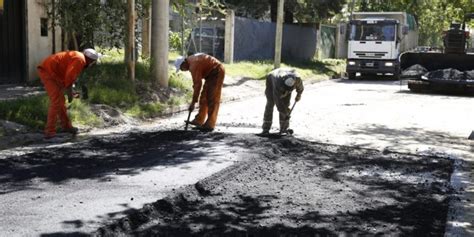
[348,61,356,66]
[385,62,394,67]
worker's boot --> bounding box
[188,120,203,127]
[62,126,79,135]
[198,127,214,132]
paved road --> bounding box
[0,79,472,236]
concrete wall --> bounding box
[25,1,61,82]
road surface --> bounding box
[0,79,472,236]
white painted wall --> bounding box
[25,1,61,82]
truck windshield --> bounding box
[350,23,396,41]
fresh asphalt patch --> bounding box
[88,131,455,236]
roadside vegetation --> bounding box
[0,49,344,132]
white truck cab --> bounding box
[346,12,418,79]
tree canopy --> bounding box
[220,0,346,23]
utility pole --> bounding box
[224,9,235,64]
[349,0,356,21]
[126,0,136,81]
[151,0,170,88]
[142,3,151,58]
[51,0,56,54]
[274,0,284,69]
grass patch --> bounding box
[224,61,274,79]
[0,95,49,129]
[68,99,102,127]
[0,95,102,130]
[169,51,181,61]
[284,59,346,80]
[224,59,345,80]
[169,71,193,93]
[126,102,165,119]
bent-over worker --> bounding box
[261,68,304,134]
[37,49,100,139]
[175,53,225,132]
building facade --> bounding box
[0,0,60,84]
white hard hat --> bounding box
[174,56,185,72]
[284,77,296,87]
[83,48,102,61]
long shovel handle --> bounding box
[289,101,297,115]
[287,101,297,120]
[185,110,192,131]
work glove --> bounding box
[295,94,301,102]
[67,92,80,103]
[188,103,195,112]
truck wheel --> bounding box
[392,72,400,80]
[408,80,428,93]
[348,72,356,80]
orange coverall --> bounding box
[187,54,225,129]
[37,51,87,137]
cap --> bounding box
[284,77,296,87]
[174,56,185,72]
[83,48,102,61]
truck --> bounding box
[400,13,474,94]
[346,12,419,80]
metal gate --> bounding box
[186,27,225,60]
[318,24,336,59]
[0,0,25,84]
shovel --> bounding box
[288,101,297,119]
[184,110,192,131]
[282,101,297,135]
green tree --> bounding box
[39,0,152,51]
[220,0,345,23]
[39,0,102,50]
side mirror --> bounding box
[402,25,409,35]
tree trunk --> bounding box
[142,4,151,58]
[126,0,136,81]
[151,0,169,88]
[51,0,56,54]
[71,31,78,51]
[62,31,67,51]
[274,0,284,69]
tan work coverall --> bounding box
[187,53,225,129]
[262,68,304,133]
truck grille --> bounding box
[354,51,387,58]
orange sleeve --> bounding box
[63,59,85,88]
[191,70,202,104]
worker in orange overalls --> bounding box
[37,48,100,139]
[175,53,225,132]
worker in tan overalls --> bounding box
[175,53,225,132]
[261,68,304,135]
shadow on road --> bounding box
[0,130,225,194]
